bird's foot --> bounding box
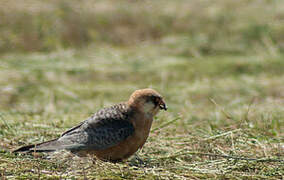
[128,153,147,167]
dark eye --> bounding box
[151,96,160,105]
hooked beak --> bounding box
[159,99,167,111]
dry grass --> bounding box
[0,45,283,179]
[0,0,283,179]
[0,0,284,55]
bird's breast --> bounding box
[92,116,153,162]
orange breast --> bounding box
[93,117,153,162]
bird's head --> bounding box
[128,88,167,116]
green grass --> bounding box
[1,0,284,55]
[0,0,284,179]
[0,44,283,179]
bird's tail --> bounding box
[13,138,63,153]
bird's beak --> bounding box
[159,99,167,111]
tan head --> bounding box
[128,88,167,116]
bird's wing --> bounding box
[55,103,135,151]
[61,120,86,137]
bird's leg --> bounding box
[128,150,146,167]
[134,153,145,165]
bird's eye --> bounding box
[151,96,160,105]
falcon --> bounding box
[13,88,167,162]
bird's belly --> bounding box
[89,117,153,162]
[92,130,149,162]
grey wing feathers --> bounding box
[56,103,134,151]
[61,120,86,137]
[13,103,134,153]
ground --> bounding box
[0,45,283,179]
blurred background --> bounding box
[0,0,283,178]
[1,0,283,54]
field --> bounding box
[0,0,284,179]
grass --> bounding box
[0,0,284,55]
[0,44,283,179]
[0,0,284,179]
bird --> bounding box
[13,88,167,162]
